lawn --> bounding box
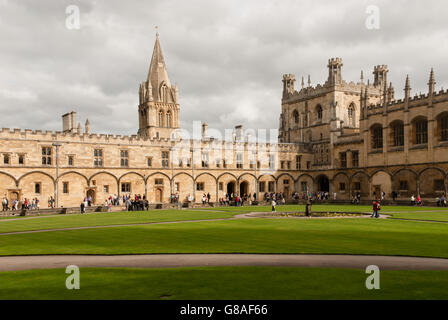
[1,204,447,234]
[0,266,447,300]
[1,218,447,258]
[0,209,235,234]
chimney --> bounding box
[201,121,208,139]
[235,125,243,141]
[62,111,76,133]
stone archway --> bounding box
[227,182,235,196]
[240,181,249,196]
[86,189,96,205]
[316,175,330,192]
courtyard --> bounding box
[0,204,447,299]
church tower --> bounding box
[138,32,180,139]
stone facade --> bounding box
[279,59,448,200]
[1,36,447,208]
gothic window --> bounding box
[391,121,404,147]
[352,151,359,167]
[158,110,164,127]
[316,105,323,120]
[440,114,448,141]
[415,119,428,145]
[348,103,355,127]
[371,125,383,150]
[166,111,172,128]
[94,149,103,167]
[161,151,169,168]
[120,150,129,167]
[236,153,243,169]
[160,83,168,102]
[293,110,299,124]
[201,152,209,168]
[42,147,52,165]
[340,152,347,168]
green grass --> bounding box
[0,266,447,300]
[1,218,447,258]
[1,204,447,234]
[0,209,235,234]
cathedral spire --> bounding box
[147,32,172,101]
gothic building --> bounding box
[0,34,447,209]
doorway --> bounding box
[316,175,330,192]
[8,191,20,207]
[227,182,235,196]
[155,188,163,202]
[86,189,96,205]
[240,181,248,196]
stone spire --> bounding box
[360,70,364,84]
[360,87,364,120]
[428,68,436,95]
[388,82,394,102]
[301,76,304,89]
[147,32,173,102]
[77,123,82,134]
[404,75,411,111]
[404,75,411,100]
[85,119,90,134]
[307,75,311,88]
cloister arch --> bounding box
[18,171,55,207]
[332,172,350,199]
[418,167,446,197]
[370,170,392,198]
[392,168,418,197]
[350,171,370,198]
[0,172,19,205]
[171,172,194,203]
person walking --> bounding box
[271,199,276,212]
[371,200,380,218]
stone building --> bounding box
[0,34,447,208]
[279,59,448,200]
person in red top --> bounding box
[371,200,380,218]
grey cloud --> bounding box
[0,0,447,136]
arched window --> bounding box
[438,113,448,141]
[158,110,164,127]
[166,111,172,128]
[348,104,355,127]
[390,121,404,147]
[316,105,323,120]
[371,124,383,150]
[415,119,428,145]
[293,110,299,124]
[160,83,168,102]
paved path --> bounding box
[0,254,447,271]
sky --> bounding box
[0,0,447,137]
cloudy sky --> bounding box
[0,0,447,136]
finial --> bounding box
[429,67,435,84]
[307,75,311,87]
[360,70,364,83]
[301,76,304,89]
[155,25,159,37]
[405,74,410,88]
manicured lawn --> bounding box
[1,218,447,258]
[0,204,447,234]
[0,266,446,300]
[0,210,234,234]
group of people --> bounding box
[2,197,40,213]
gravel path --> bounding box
[0,254,447,271]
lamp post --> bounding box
[52,142,62,208]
